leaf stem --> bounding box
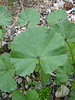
[66,40,75,67]
[0,38,2,55]
[41,66,43,89]
[37,57,44,89]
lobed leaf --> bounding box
[0,53,17,92]
[56,62,74,83]
[52,20,75,42]
[12,90,39,100]
[17,8,40,27]
[25,90,39,100]
[12,90,26,100]
[70,91,75,100]
[70,80,75,100]
[10,26,67,76]
[47,10,68,25]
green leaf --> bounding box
[25,90,39,100]
[55,78,60,85]
[71,80,75,91]
[17,8,40,27]
[0,27,6,39]
[56,62,74,83]
[0,29,2,39]
[8,0,13,3]
[13,90,39,100]
[32,81,40,86]
[12,90,26,100]
[52,20,75,42]
[0,53,17,92]
[56,67,68,83]
[70,91,75,100]
[0,6,12,26]
[10,26,67,76]
[47,10,68,25]
[40,71,51,84]
[8,0,13,7]
[39,86,51,99]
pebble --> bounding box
[17,78,22,84]
[0,41,7,48]
[21,27,26,31]
[9,94,12,98]
[58,1,65,8]
[2,93,8,99]
[54,3,59,10]
[65,0,73,3]
[66,7,75,14]
[32,74,35,79]
[25,84,29,89]
[71,15,75,22]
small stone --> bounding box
[21,27,26,31]
[64,3,73,9]
[26,76,30,81]
[17,78,22,84]
[23,91,27,95]
[65,0,73,3]
[54,3,59,10]
[55,85,69,98]
[2,93,8,99]
[71,15,75,22]
[58,1,65,8]
[17,30,21,35]
[0,41,6,48]
[9,94,12,98]
[32,74,35,79]
[47,9,51,13]
[25,84,29,89]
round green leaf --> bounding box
[17,8,40,27]
[70,91,75,100]
[10,26,67,76]
[0,53,17,92]
[52,20,75,42]
[12,90,39,100]
[0,6,12,26]
[12,90,26,100]
[47,10,68,25]
[25,90,39,100]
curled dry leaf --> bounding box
[64,3,73,9]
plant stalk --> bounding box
[66,40,75,67]
[0,38,2,55]
[41,66,43,89]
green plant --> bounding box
[0,6,75,99]
[0,6,11,55]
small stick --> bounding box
[20,0,24,10]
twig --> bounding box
[12,15,18,28]
[20,0,24,10]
